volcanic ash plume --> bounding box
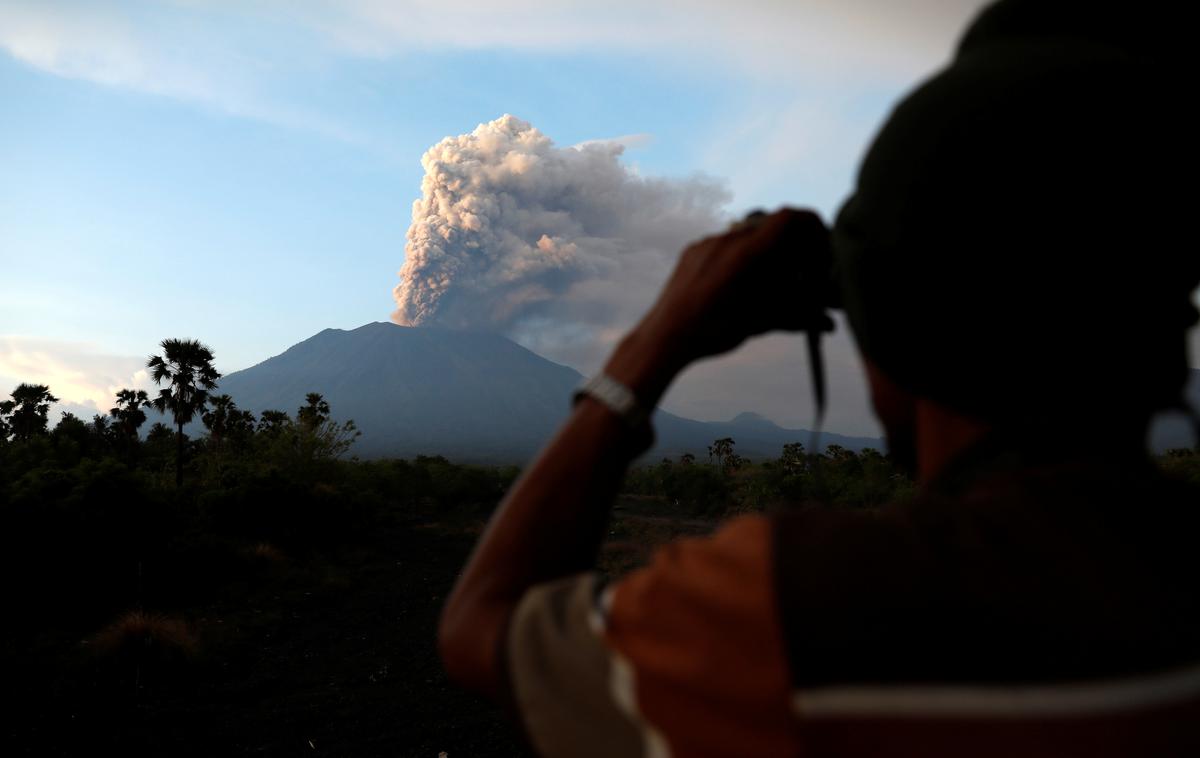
[392,115,729,354]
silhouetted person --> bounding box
[439,1,1200,755]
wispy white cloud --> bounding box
[0,0,376,147]
[311,0,989,85]
[0,1,990,144]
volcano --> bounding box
[212,322,883,462]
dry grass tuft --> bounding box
[247,542,286,563]
[90,610,199,663]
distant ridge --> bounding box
[211,322,883,463]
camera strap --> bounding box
[806,327,826,454]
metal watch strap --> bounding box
[572,373,651,430]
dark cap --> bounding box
[832,0,1197,426]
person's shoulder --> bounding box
[602,507,921,691]
[601,513,776,640]
[609,512,774,613]
[599,513,796,755]
[504,514,798,757]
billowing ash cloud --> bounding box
[392,115,729,357]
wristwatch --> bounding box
[572,373,652,431]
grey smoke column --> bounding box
[392,115,729,356]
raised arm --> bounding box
[437,208,830,699]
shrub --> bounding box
[88,610,199,694]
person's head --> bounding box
[832,0,1197,459]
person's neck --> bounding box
[913,402,1153,485]
[914,399,992,484]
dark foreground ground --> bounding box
[3,497,711,758]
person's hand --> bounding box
[604,207,832,405]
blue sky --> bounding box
[18,0,1183,438]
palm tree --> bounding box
[256,409,292,437]
[780,442,807,476]
[296,393,330,430]
[201,393,255,466]
[110,389,151,442]
[147,339,220,487]
[1,383,60,442]
[201,393,236,451]
[294,393,359,461]
[707,437,735,470]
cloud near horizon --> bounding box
[0,336,153,421]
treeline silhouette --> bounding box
[624,439,915,516]
[0,371,521,610]
[626,436,1200,517]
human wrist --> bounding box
[602,321,688,408]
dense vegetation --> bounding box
[0,343,527,756]
[624,440,916,516]
[2,338,1197,756]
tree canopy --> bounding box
[148,339,221,487]
[0,383,60,442]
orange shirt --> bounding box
[504,445,1200,757]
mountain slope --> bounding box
[213,322,881,462]
[215,323,582,460]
